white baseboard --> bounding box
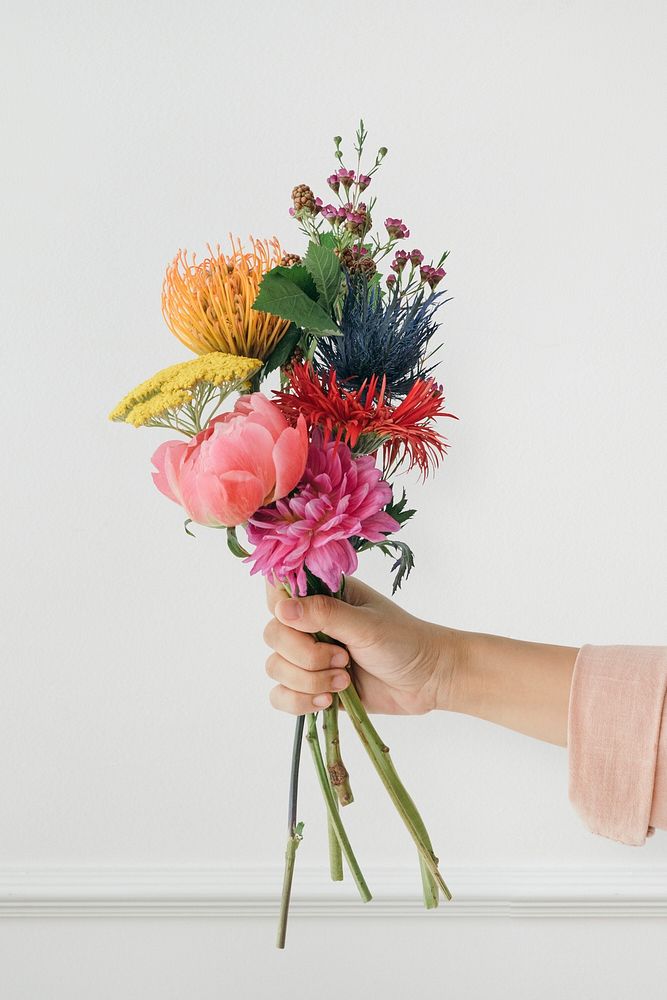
[1,866,666,918]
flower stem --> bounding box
[306,713,372,903]
[276,715,305,950]
[276,821,304,950]
[323,695,354,806]
[326,812,343,882]
[323,701,344,881]
[287,715,305,834]
[338,681,452,903]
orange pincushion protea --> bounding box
[162,236,291,360]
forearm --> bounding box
[440,628,579,747]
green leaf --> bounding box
[227,526,250,559]
[305,567,333,596]
[271,264,317,301]
[184,519,195,537]
[252,269,339,335]
[386,540,415,593]
[304,241,342,310]
[385,488,417,527]
[353,536,416,593]
[368,270,382,292]
[262,324,302,376]
[318,232,337,250]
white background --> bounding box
[1,1,666,997]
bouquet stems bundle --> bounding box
[110,121,456,948]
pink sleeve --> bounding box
[567,644,667,845]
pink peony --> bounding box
[151,394,308,527]
[245,432,400,595]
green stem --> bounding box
[306,714,372,903]
[275,715,305,949]
[276,822,303,950]
[326,812,343,883]
[323,695,354,806]
[323,702,344,881]
[339,681,452,903]
[419,856,439,910]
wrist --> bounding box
[434,626,578,745]
[432,625,473,713]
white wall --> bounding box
[1,1,666,996]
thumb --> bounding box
[274,593,373,648]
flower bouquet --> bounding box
[110,122,456,947]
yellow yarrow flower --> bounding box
[109,352,262,434]
[162,236,291,360]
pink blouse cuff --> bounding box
[567,644,667,846]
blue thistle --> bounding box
[314,277,448,398]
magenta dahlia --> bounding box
[245,432,399,595]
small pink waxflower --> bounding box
[245,432,399,595]
[385,218,410,240]
[321,203,345,224]
[420,264,447,289]
[391,249,409,273]
[326,173,340,193]
[345,210,366,233]
[152,394,308,528]
[357,173,371,191]
[345,202,369,235]
[409,248,424,266]
[337,168,356,190]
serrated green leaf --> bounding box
[304,241,341,310]
[271,264,318,300]
[252,269,339,334]
[387,540,415,593]
[385,488,417,526]
[318,232,337,249]
[262,325,302,376]
[353,536,415,593]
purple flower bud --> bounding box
[314,197,323,215]
[391,249,409,273]
[343,201,369,235]
[419,264,446,288]
[427,266,446,289]
[327,173,340,193]
[321,203,340,223]
[409,248,424,266]
[337,168,356,190]
[385,217,410,240]
[357,173,371,191]
[345,211,366,233]
[386,274,397,287]
[289,207,295,217]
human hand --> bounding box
[263,577,460,716]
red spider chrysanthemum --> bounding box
[273,364,457,476]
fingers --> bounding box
[269,684,334,715]
[274,592,375,647]
[340,576,384,609]
[266,652,350,715]
[263,617,349,671]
